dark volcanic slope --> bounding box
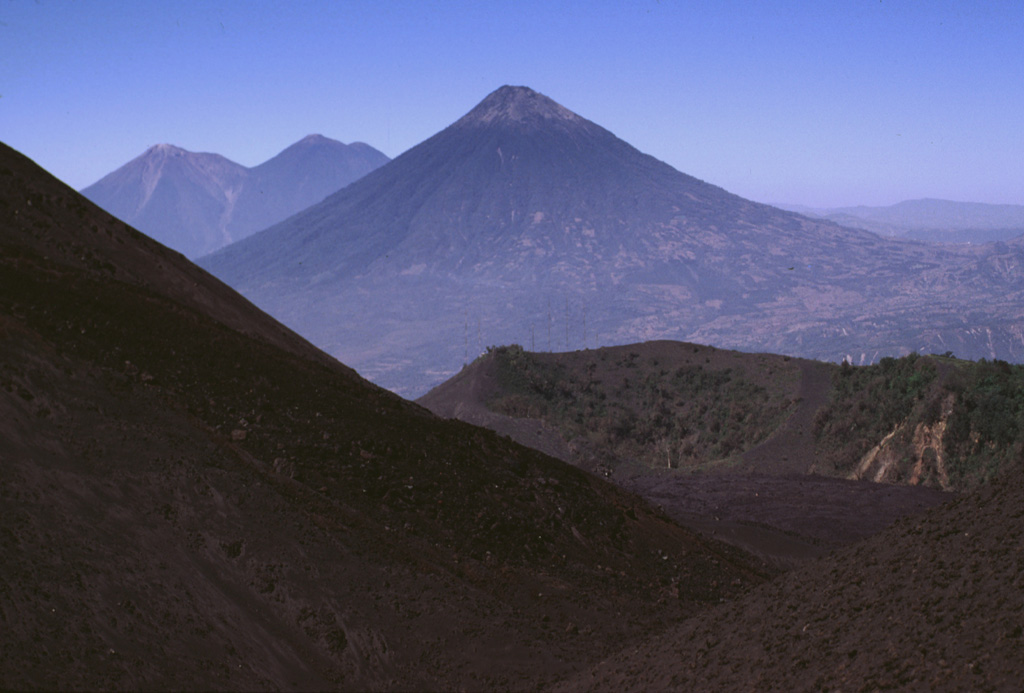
[0,142,771,690]
[419,343,952,569]
[201,85,1024,396]
[562,463,1024,691]
[423,343,1024,493]
[81,136,388,258]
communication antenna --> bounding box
[565,296,571,350]
[547,299,552,351]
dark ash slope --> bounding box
[563,462,1024,691]
[0,141,769,690]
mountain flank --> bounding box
[1,141,769,689]
[200,86,1024,396]
[560,461,1024,691]
[82,136,388,258]
[423,343,1024,492]
[420,342,962,567]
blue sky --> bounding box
[2,0,1021,207]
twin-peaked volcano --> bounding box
[82,136,388,258]
[201,86,1024,396]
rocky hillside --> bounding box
[6,139,1017,691]
[419,343,956,570]
[422,343,1024,494]
[812,353,1024,489]
[422,342,807,475]
[559,459,1024,691]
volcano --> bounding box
[200,86,1024,395]
[4,139,1023,690]
[82,136,388,258]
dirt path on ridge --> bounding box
[739,359,833,475]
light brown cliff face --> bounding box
[852,393,956,490]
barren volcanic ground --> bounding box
[561,463,1024,691]
[4,139,1022,691]
[423,346,1024,690]
[419,343,952,569]
[0,142,771,689]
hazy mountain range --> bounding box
[81,135,389,258]
[200,86,1024,396]
[779,198,1024,243]
[3,139,1023,690]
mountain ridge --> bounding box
[81,136,389,258]
[454,85,587,128]
[779,198,1024,243]
[201,86,763,282]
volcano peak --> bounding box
[145,143,186,157]
[455,85,583,127]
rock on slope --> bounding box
[0,141,770,690]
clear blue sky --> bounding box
[2,0,1022,207]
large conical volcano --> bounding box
[202,85,791,283]
[200,86,1024,396]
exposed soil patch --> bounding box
[738,358,833,475]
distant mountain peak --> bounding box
[83,135,389,259]
[455,85,583,127]
[297,134,333,145]
[145,143,187,157]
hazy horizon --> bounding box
[3,1,1021,208]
